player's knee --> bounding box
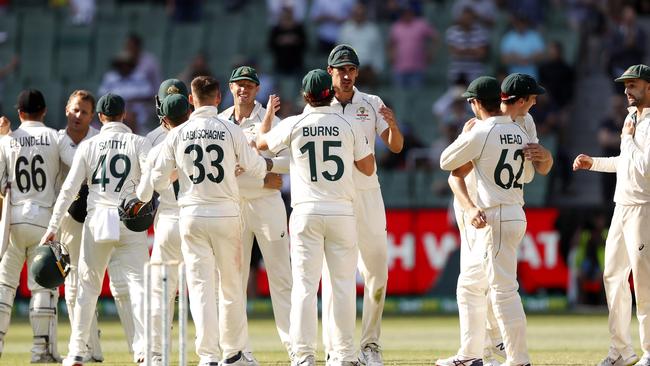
[30,289,58,315]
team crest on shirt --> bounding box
[356,106,369,121]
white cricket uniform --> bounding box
[589,107,650,361]
[0,121,63,359]
[321,87,388,353]
[136,125,183,355]
[440,115,535,366]
[218,102,293,355]
[264,104,372,363]
[452,113,538,361]
[151,106,267,364]
[47,122,151,360]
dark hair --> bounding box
[477,98,501,113]
[164,114,187,128]
[23,110,46,121]
[191,76,220,104]
[303,92,334,107]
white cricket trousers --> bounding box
[290,213,358,363]
[149,212,182,355]
[179,214,246,364]
[604,204,650,360]
[322,188,388,354]
[455,204,529,366]
[240,194,292,353]
[67,215,148,358]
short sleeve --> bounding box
[352,122,372,161]
[372,96,389,135]
[266,118,294,154]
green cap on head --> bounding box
[96,93,125,116]
[158,79,189,100]
[302,69,333,98]
[327,44,360,68]
[160,94,190,120]
[229,66,260,85]
[462,76,501,100]
[615,64,650,83]
[500,73,546,100]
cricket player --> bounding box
[41,93,152,366]
[438,75,541,366]
[136,79,190,365]
[150,76,269,366]
[0,89,64,363]
[320,44,403,366]
[257,69,375,366]
[218,66,292,362]
[574,64,650,366]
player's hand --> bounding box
[379,105,397,129]
[622,118,635,136]
[572,154,593,171]
[523,143,551,162]
[0,116,11,136]
[39,231,56,246]
[266,94,281,115]
[235,164,245,176]
[462,118,477,133]
[468,207,487,229]
[263,173,282,190]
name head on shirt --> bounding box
[99,140,127,150]
[303,126,339,137]
[182,129,226,141]
[499,134,523,145]
[10,135,51,148]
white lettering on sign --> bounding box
[387,233,415,270]
[517,231,560,269]
[423,232,458,270]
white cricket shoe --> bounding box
[483,358,501,366]
[242,351,260,366]
[327,357,360,366]
[62,355,85,366]
[598,354,640,366]
[436,355,483,366]
[292,355,316,366]
[359,343,383,366]
[32,352,62,363]
[634,356,650,366]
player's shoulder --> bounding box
[353,88,383,108]
[217,106,234,121]
[145,125,167,146]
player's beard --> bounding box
[626,91,643,106]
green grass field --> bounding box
[0,314,628,365]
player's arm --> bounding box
[378,104,404,153]
[353,122,375,176]
[270,147,290,174]
[440,130,481,171]
[573,153,619,173]
[448,163,486,228]
[257,94,281,151]
[136,145,157,202]
[41,146,88,243]
[523,143,553,175]
[151,135,177,192]
[235,127,267,180]
[620,117,650,176]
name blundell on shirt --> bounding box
[10,135,51,148]
[181,129,226,141]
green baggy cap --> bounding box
[615,64,650,83]
[302,69,333,98]
[462,76,501,100]
[327,44,360,68]
[96,93,125,116]
[229,66,260,85]
[501,73,546,100]
[160,94,190,120]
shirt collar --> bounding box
[486,115,512,124]
[226,101,262,125]
[100,122,132,133]
[304,104,334,114]
[628,106,650,121]
[331,86,361,106]
[190,105,220,119]
[20,121,45,128]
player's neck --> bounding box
[234,103,254,123]
[335,90,354,105]
[67,127,89,145]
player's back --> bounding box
[287,106,362,214]
[167,115,247,208]
[83,123,149,209]
[471,115,533,208]
[0,122,61,207]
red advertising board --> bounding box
[16,208,566,298]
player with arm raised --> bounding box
[150,76,268,366]
[574,64,650,366]
[0,90,64,363]
[257,69,375,366]
[437,76,537,366]
[41,93,152,366]
[218,66,292,363]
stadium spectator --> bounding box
[539,40,576,109]
[597,95,627,204]
[124,33,161,99]
[606,5,646,93]
[168,0,202,23]
[445,5,490,84]
[70,0,96,25]
[0,55,18,114]
[572,213,607,305]
[338,2,385,88]
[451,0,497,26]
[268,6,307,76]
[98,51,153,133]
[500,14,545,80]
[388,3,438,88]
[177,52,213,87]
[266,0,307,25]
[432,76,468,120]
[506,0,545,27]
[309,0,356,53]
